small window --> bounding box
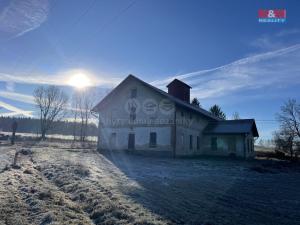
[190,113,192,119]
[181,111,184,117]
[211,137,217,150]
[189,135,193,149]
[131,88,137,98]
[181,134,184,145]
[197,136,200,150]
[149,132,157,147]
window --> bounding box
[189,113,192,119]
[149,132,157,147]
[181,134,184,146]
[189,135,193,149]
[197,136,200,150]
[211,137,217,150]
[131,88,137,98]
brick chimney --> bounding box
[167,79,191,103]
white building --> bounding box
[92,75,259,158]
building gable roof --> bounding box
[92,74,220,121]
[203,119,259,137]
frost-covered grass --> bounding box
[0,131,98,141]
[0,141,300,225]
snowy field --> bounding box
[0,141,300,225]
[0,131,98,141]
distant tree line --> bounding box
[0,116,98,137]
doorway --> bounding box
[128,133,135,150]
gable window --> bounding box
[211,137,217,150]
[189,135,193,149]
[149,132,157,147]
[197,136,200,150]
[131,88,137,98]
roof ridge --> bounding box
[93,74,220,121]
[128,75,220,120]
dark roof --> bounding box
[92,74,220,121]
[203,119,259,137]
[167,79,192,89]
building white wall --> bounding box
[96,78,255,158]
[174,106,210,156]
[97,78,174,153]
[99,126,172,152]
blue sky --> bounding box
[0,0,300,140]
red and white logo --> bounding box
[258,9,286,23]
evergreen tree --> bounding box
[209,104,226,120]
[191,97,201,108]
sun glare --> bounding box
[68,73,92,89]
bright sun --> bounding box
[68,73,91,89]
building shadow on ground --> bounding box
[98,150,300,225]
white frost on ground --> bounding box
[0,141,300,225]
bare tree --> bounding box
[34,86,68,140]
[277,99,300,138]
[73,89,96,142]
[72,94,80,141]
[274,130,296,158]
[274,99,300,159]
[232,112,240,120]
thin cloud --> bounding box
[0,0,49,38]
[0,70,120,88]
[250,29,300,51]
[0,91,35,104]
[275,29,300,37]
[0,100,33,117]
[151,44,300,99]
[250,35,285,50]
[5,81,14,92]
